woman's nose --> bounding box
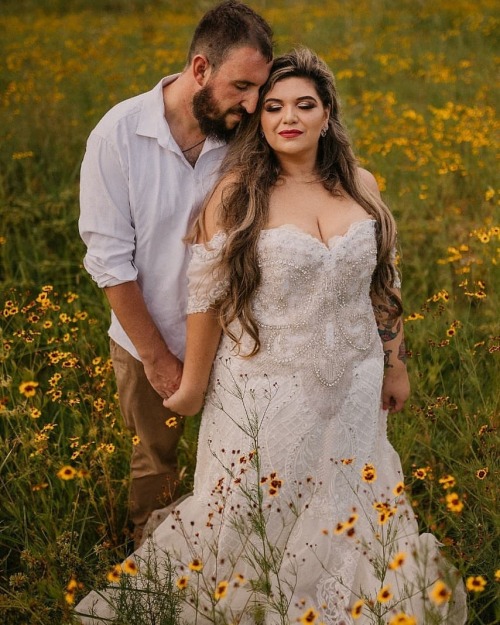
[283,106,298,123]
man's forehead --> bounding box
[218,46,272,84]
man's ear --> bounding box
[192,54,212,86]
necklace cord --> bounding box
[182,138,206,153]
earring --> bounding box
[321,127,327,137]
[259,130,265,138]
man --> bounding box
[79,0,273,547]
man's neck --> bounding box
[163,74,205,153]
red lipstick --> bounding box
[278,130,303,138]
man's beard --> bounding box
[192,83,248,142]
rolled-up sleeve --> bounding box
[79,133,138,288]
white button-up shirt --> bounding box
[79,76,227,361]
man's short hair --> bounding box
[187,0,273,70]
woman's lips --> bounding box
[278,130,303,137]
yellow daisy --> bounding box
[106,564,122,583]
[57,465,77,481]
[388,552,407,570]
[176,575,189,590]
[361,463,377,483]
[19,381,39,397]
[429,580,452,604]
[445,492,464,513]
[214,580,229,600]
[377,585,393,603]
[466,576,487,592]
[122,559,138,575]
[299,607,319,623]
[351,599,364,619]
[188,558,203,572]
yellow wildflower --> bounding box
[438,475,456,489]
[346,511,359,527]
[188,558,203,572]
[446,492,464,513]
[214,580,229,600]
[57,465,77,481]
[388,552,407,570]
[299,607,319,623]
[466,576,487,592]
[361,463,377,483]
[351,599,364,619]
[377,585,393,603]
[429,580,452,604]
[405,312,424,321]
[19,381,39,397]
[412,466,429,480]
[106,564,122,583]
[176,575,189,590]
[122,559,138,575]
[393,481,405,496]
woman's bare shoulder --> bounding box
[202,173,240,240]
[357,167,381,198]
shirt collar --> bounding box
[136,75,225,154]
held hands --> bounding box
[163,385,205,417]
[142,346,183,400]
[381,364,410,413]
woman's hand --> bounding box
[381,365,410,413]
[163,385,205,417]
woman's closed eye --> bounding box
[264,102,317,113]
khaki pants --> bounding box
[110,339,184,541]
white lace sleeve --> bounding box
[187,231,229,314]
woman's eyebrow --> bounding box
[263,95,318,103]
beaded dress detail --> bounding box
[76,220,466,625]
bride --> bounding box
[76,48,466,625]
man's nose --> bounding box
[241,90,259,114]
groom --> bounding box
[79,0,273,547]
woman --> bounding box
[77,49,466,625]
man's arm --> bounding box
[104,282,182,399]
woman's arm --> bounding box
[372,289,410,413]
[163,178,230,416]
[163,310,221,416]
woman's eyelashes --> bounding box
[263,102,317,113]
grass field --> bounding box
[0,0,498,623]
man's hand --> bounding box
[104,282,183,398]
[142,345,183,399]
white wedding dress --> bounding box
[76,220,466,624]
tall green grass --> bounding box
[0,1,498,623]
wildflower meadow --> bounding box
[0,0,498,623]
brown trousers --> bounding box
[110,339,184,537]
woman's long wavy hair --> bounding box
[195,47,401,356]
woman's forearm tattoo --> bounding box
[378,319,401,343]
[398,338,407,364]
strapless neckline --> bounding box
[260,219,376,250]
